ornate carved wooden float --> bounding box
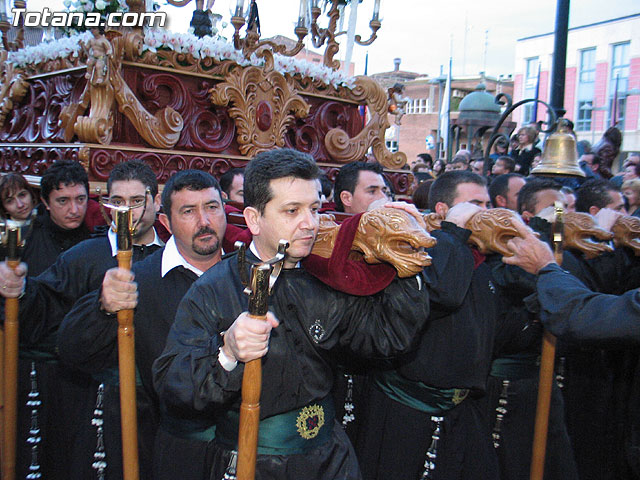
[0,19,412,194]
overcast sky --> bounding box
[20,0,640,78]
[160,0,639,78]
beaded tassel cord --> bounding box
[26,362,42,479]
[492,380,510,449]
[222,450,237,480]
[342,374,355,429]
[421,416,444,479]
[92,384,107,480]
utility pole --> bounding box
[549,0,570,119]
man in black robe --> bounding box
[485,176,578,480]
[152,148,430,479]
[59,170,227,480]
[356,170,502,480]
[0,159,163,480]
[10,160,92,480]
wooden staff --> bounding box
[530,201,564,480]
[2,226,22,480]
[114,208,139,480]
[237,263,271,480]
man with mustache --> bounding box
[59,170,227,480]
[0,159,163,480]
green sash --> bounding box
[374,369,469,415]
[217,396,334,455]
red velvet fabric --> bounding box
[471,247,486,270]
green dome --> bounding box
[459,84,500,113]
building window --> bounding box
[406,99,429,115]
[386,140,398,152]
[523,57,539,123]
[579,48,596,83]
[606,42,629,129]
[575,48,596,132]
[576,100,593,131]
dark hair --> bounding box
[495,137,509,149]
[219,168,244,197]
[40,160,89,202]
[107,160,158,197]
[517,177,561,214]
[488,173,524,206]
[416,153,433,168]
[428,170,486,210]
[161,170,222,221]
[244,148,320,214]
[413,179,434,210]
[318,173,333,200]
[575,178,619,213]
[495,155,516,173]
[0,173,36,219]
[334,161,384,212]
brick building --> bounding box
[371,59,514,165]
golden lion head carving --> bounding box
[564,211,614,259]
[352,207,436,277]
[311,209,436,277]
[465,208,528,256]
[612,215,640,256]
[422,209,528,256]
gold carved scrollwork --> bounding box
[0,50,29,129]
[209,48,310,157]
[324,75,407,169]
[59,30,183,148]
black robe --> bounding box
[153,249,430,480]
[530,217,640,480]
[14,233,160,480]
[59,248,215,480]
[12,210,90,480]
[356,221,501,480]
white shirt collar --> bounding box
[107,227,164,257]
[161,236,206,278]
[249,240,299,268]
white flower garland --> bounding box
[7,31,94,68]
[7,28,355,89]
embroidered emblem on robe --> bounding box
[296,404,325,440]
[309,319,325,343]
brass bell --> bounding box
[530,119,585,177]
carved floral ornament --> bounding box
[5,28,405,170]
[324,75,407,169]
[59,30,183,148]
[209,48,310,157]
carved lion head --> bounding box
[564,211,614,259]
[466,208,528,256]
[612,215,640,256]
[352,207,436,277]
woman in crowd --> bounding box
[0,173,37,221]
[511,125,541,175]
[622,178,640,217]
[432,158,445,177]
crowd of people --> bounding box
[0,144,640,480]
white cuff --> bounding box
[218,346,238,372]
